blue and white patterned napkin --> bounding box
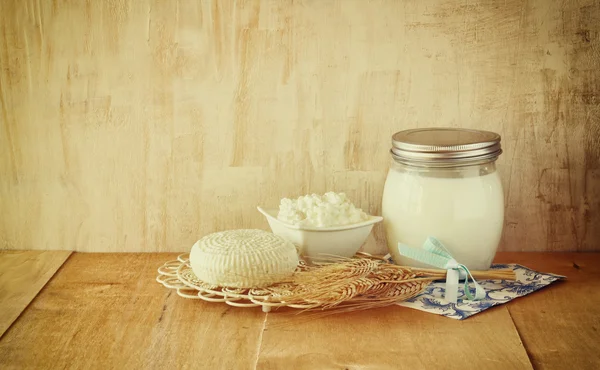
[398,264,565,320]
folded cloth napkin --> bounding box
[398,264,565,320]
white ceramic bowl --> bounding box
[257,207,383,259]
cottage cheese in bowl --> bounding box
[277,192,369,227]
[258,192,381,258]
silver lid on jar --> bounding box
[391,128,502,167]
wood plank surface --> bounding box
[496,253,600,370]
[0,253,266,370]
[1,252,597,369]
[0,250,71,338]
[256,306,532,369]
[0,0,598,253]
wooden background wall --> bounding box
[1,0,598,253]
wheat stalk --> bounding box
[265,255,516,313]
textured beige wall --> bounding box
[0,0,598,252]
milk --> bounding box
[382,166,504,270]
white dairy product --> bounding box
[277,192,369,227]
[382,166,504,270]
[189,229,299,288]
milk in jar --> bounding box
[381,128,504,270]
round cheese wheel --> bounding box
[189,229,299,288]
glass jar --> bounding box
[382,128,504,270]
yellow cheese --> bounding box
[189,229,299,288]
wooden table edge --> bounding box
[0,250,73,338]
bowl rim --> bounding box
[257,206,383,232]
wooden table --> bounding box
[0,251,598,369]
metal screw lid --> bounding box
[390,128,502,167]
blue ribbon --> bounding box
[398,237,485,303]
